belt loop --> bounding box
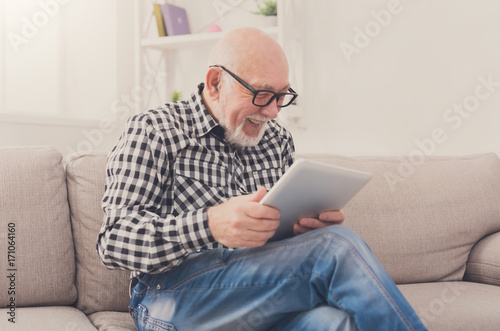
[129,277,139,298]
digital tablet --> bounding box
[260,159,372,241]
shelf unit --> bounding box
[140,26,279,50]
[133,0,304,129]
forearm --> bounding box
[97,207,217,274]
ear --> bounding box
[205,67,222,101]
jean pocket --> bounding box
[135,273,163,294]
[134,304,177,331]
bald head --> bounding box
[208,28,289,77]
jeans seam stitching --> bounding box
[332,233,416,330]
[136,304,177,330]
[167,263,226,291]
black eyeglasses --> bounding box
[209,65,298,108]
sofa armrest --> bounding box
[464,232,500,286]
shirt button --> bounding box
[156,284,162,290]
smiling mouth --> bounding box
[247,116,269,126]
[248,118,263,125]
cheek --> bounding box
[226,104,253,125]
[222,107,239,128]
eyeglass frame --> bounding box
[209,65,298,108]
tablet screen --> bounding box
[260,159,371,241]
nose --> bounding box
[261,99,280,119]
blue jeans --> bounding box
[130,225,427,331]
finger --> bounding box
[247,186,268,203]
[227,210,279,234]
[218,223,272,248]
[248,207,280,222]
[299,217,329,229]
[243,228,277,241]
[235,228,278,247]
[319,210,345,223]
[243,201,280,220]
[293,223,311,235]
[246,218,280,232]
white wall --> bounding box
[290,0,500,157]
[0,0,133,159]
[1,0,499,159]
[0,0,269,159]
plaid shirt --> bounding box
[97,84,295,276]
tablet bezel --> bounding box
[259,159,372,241]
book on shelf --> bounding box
[153,4,166,37]
[161,3,191,36]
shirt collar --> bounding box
[189,83,220,139]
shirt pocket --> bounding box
[251,166,283,191]
[173,157,228,212]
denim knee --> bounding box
[298,225,368,252]
[291,225,377,278]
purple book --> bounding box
[160,3,191,36]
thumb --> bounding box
[248,186,268,203]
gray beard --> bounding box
[216,104,268,148]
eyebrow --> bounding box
[259,83,291,92]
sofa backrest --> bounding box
[65,150,500,312]
[0,146,77,307]
[66,151,130,315]
[299,153,500,284]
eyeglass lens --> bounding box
[253,91,295,107]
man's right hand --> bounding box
[207,187,280,248]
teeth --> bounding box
[248,118,262,124]
[248,117,268,125]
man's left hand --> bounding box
[293,210,345,236]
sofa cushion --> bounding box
[88,311,137,331]
[0,306,97,330]
[66,152,131,315]
[299,154,500,284]
[464,232,500,286]
[0,146,77,307]
[398,281,500,331]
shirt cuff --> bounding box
[177,208,217,252]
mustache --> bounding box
[246,115,270,123]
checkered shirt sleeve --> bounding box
[97,86,295,275]
[97,116,219,274]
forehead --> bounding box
[243,64,290,92]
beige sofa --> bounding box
[1,146,499,330]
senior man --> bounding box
[98,28,426,331]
